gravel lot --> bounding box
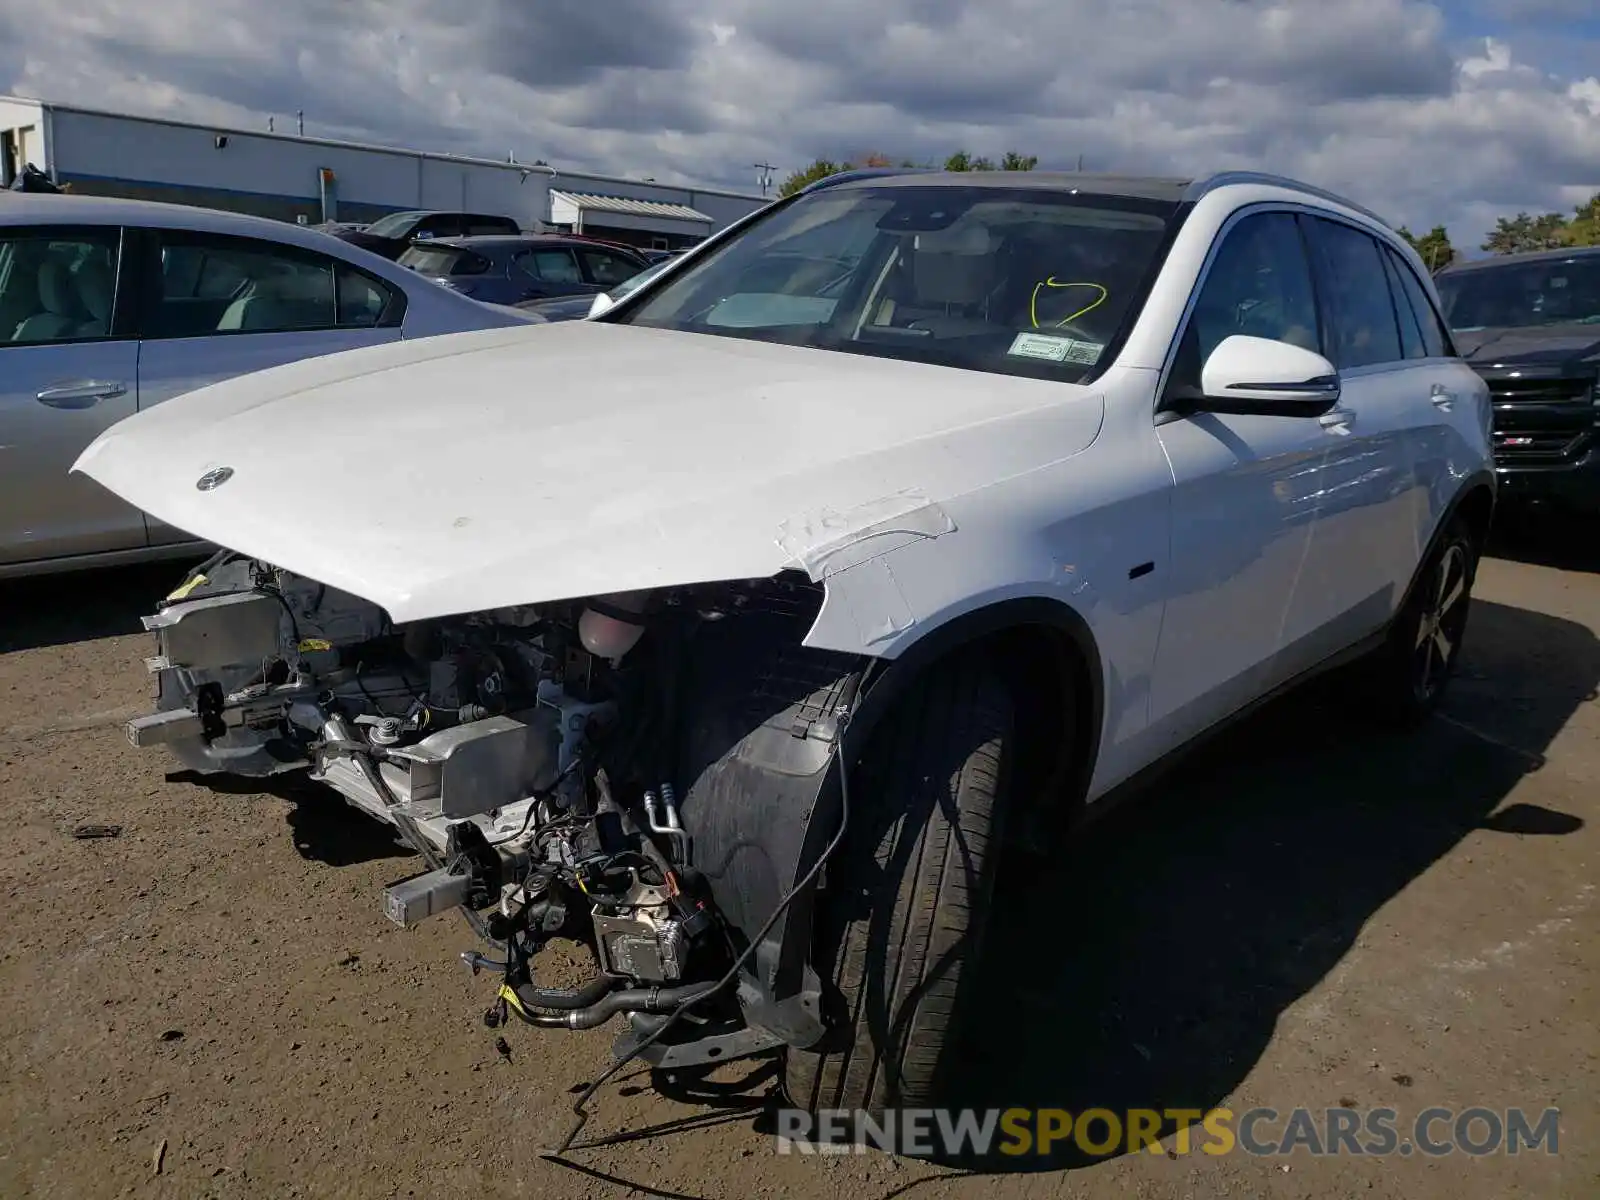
[1,517,1595,1200]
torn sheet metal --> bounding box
[776,488,957,580]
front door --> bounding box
[1290,215,1428,653]
[133,228,404,545]
[0,225,142,565]
[1149,209,1335,754]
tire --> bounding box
[783,653,1016,1116]
[1358,514,1480,728]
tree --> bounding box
[777,149,1039,196]
[943,150,996,171]
[778,159,843,198]
[1396,224,1457,272]
[1482,211,1568,255]
[1563,192,1600,248]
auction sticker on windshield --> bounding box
[1008,332,1103,365]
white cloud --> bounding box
[2,0,1598,248]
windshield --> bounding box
[397,246,488,276]
[619,184,1177,381]
[1435,256,1600,331]
[365,211,426,239]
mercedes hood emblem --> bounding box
[195,466,235,491]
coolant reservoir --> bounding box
[578,591,650,660]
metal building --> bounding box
[0,95,768,250]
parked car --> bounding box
[78,170,1494,1134]
[0,193,539,577]
[516,251,679,321]
[329,210,523,260]
[1433,246,1600,513]
[397,235,649,306]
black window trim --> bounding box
[0,222,137,348]
[133,227,407,339]
[1157,201,1451,412]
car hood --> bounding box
[74,322,1105,623]
[1453,323,1600,373]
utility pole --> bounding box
[297,109,305,136]
[754,161,777,196]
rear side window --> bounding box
[1380,251,1428,360]
[464,217,519,236]
[398,246,489,276]
[1304,217,1402,369]
[515,249,583,283]
[148,231,400,337]
[1384,247,1453,358]
[0,227,123,345]
[580,248,641,286]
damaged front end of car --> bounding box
[128,552,867,1074]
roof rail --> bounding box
[801,166,938,194]
[1184,171,1393,229]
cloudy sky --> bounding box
[2,0,1598,249]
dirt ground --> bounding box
[1,516,1595,1200]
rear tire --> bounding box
[1358,514,1479,728]
[783,652,1016,1116]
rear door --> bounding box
[511,247,595,299]
[0,224,144,565]
[133,228,405,546]
[1380,244,1487,541]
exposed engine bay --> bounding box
[127,553,867,1130]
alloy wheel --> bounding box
[1412,541,1470,702]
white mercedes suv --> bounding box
[75,168,1494,1140]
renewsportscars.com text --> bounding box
[773,1106,1561,1158]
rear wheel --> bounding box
[1359,515,1479,727]
[783,653,1016,1116]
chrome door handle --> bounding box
[36,380,128,409]
[1318,406,1356,431]
[1430,384,1456,411]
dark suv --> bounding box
[331,211,523,260]
[396,235,648,306]
[1435,247,1600,512]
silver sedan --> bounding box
[0,192,540,577]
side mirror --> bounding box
[1192,334,1341,417]
[587,291,616,318]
